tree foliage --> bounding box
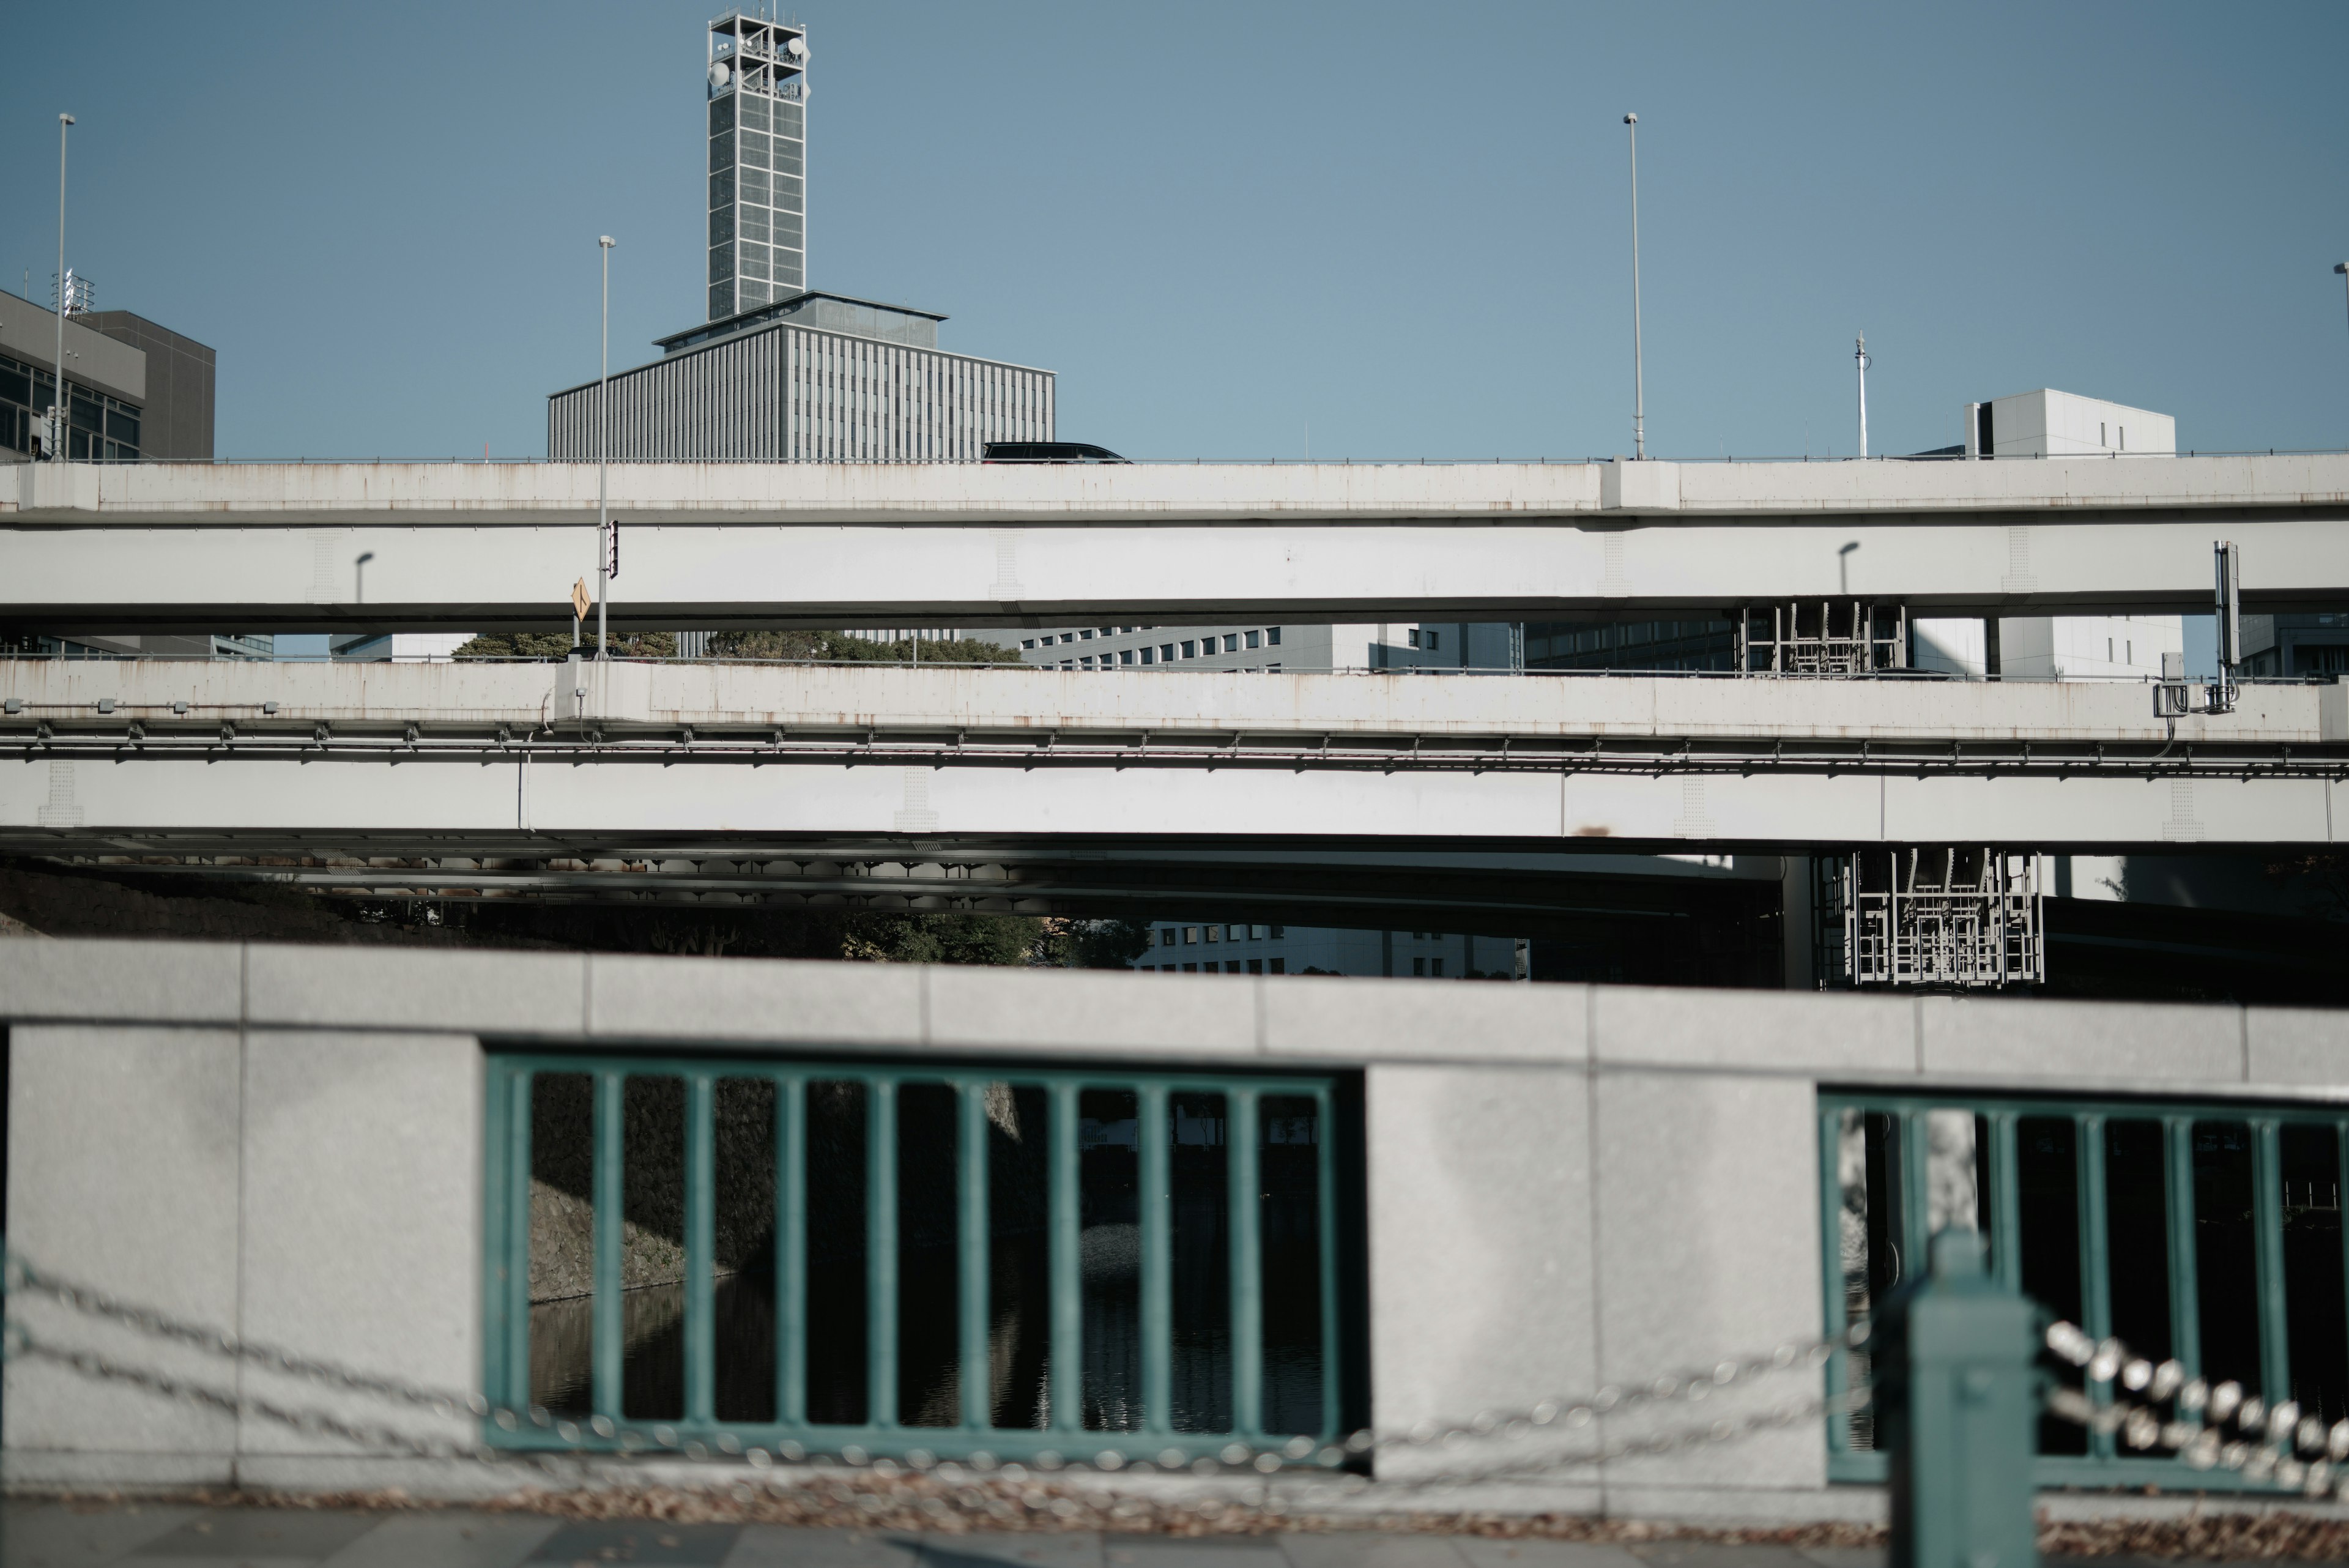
[453,629,1023,664]
[454,630,676,658]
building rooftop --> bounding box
[657,289,949,357]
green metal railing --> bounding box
[1820,1089,2349,1490]
[483,1053,1353,1463]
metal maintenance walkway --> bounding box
[7,454,2349,633]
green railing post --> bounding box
[684,1074,716,1427]
[593,1071,624,1424]
[1882,1230,2039,1568]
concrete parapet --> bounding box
[6,938,2349,1518]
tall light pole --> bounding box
[53,113,74,462]
[2336,264,2348,436]
[1855,333,1871,458]
[597,236,614,655]
[1624,113,1645,460]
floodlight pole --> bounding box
[53,113,73,461]
[1855,333,1871,458]
[2336,264,2348,437]
[1625,113,1645,460]
[598,236,615,655]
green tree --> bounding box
[711,630,1023,664]
[456,630,677,658]
[840,909,1044,965]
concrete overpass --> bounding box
[7,454,2349,634]
[2,663,2342,912]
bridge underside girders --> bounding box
[3,841,1783,944]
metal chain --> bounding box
[2,1326,496,1466]
[4,1246,1860,1485]
[2042,1320,2349,1496]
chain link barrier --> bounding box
[1,1246,1866,1502]
[2042,1319,2349,1497]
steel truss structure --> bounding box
[1820,846,2042,990]
[1738,600,1909,677]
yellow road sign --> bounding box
[570,578,592,622]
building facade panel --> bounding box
[551,322,1052,463]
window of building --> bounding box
[1204,927,1220,943]
[1022,639,1037,650]
[1267,663,1282,673]
[1182,927,1198,945]
[1182,962,1197,972]
[1247,960,1264,975]
[1079,629,1094,641]
[1269,958,1286,974]
[1425,630,1440,651]
[1250,924,1269,940]
[1270,926,1285,940]
[1431,958,1445,976]
[1120,649,1135,665]
[1059,660,1072,670]
[1080,655,1095,670]
[1160,928,1177,946]
[1408,629,1420,648]
[1412,957,1426,976]
[1267,628,1282,646]
[1222,961,1240,974]
[1222,634,1239,653]
[1100,627,1115,636]
[1161,644,1176,662]
[1182,641,1197,659]
[1245,631,1261,650]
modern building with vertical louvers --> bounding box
[547,290,1053,462]
[546,12,1055,463]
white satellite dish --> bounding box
[709,61,730,87]
[785,35,805,56]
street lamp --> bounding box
[2336,262,2348,402]
[1624,113,1645,461]
[598,236,615,656]
[1855,333,1871,459]
[52,113,74,461]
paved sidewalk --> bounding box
[0,1506,1910,1568]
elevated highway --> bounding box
[7,454,2349,633]
[2,663,2342,915]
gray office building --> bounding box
[1,289,215,463]
[546,14,1056,463]
[548,290,1052,462]
[707,10,808,321]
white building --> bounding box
[1913,388,2182,680]
[1012,620,1514,674]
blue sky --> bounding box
[4,1,2346,463]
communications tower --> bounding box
[705,11,808,321]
